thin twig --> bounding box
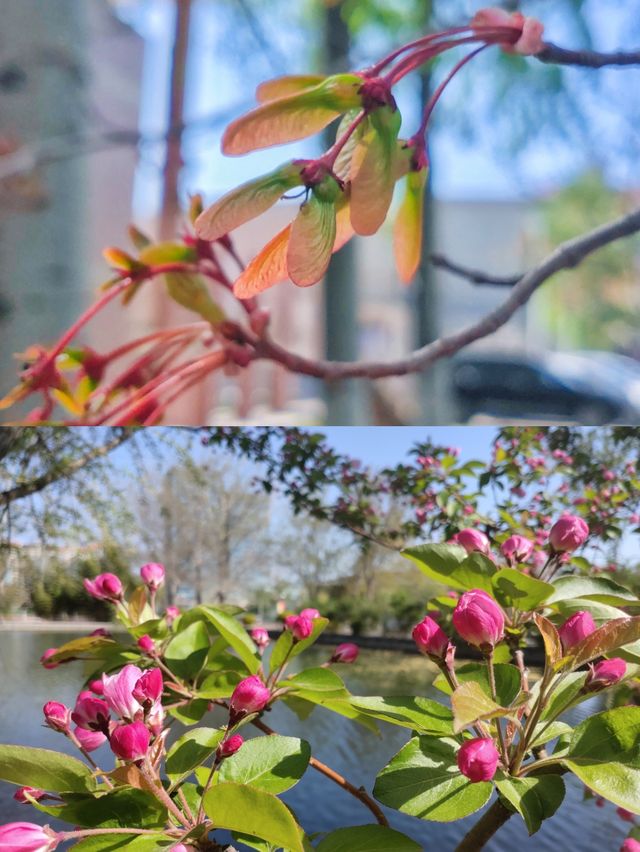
[430,253,521,287]
[537,42,640,68]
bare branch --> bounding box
[537,42,640,69]
[430,253,521,287]
[249,205,640,380]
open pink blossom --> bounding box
[132,668,163,715]
[83,573,123,602]
[73,726,106,753]
[101,664,144,720]
[71,695,110,732]
[0,822,59,851]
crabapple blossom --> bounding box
[285,614,314,641]
[558,611,596,652]
[457,738,500,782]
[73,726,106,752]
[330,643,359,664]
[0,823,60,852]
[43,702,71,734]
[250,627,270,652]
[109,721,150,762]
[500,535,534,565]
[39,649,59,670]
[453,590,505,649]
[229,675,270,723]
[83,573,123,602]
[549,515,589,552]
[13,788,46,804]
[137,635,155,654]
[101,664,144,720]
[140,562,165,591]
[71,695,110,732]
[451,528,490,555]
[412,617,450,660]
[585,658,626,691]
[217,735,244,759]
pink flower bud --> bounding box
[0,822,60,851]
[549,515,589,552]
[285,614,313,641]
[621,839,640,852]
[88,678,105,694]
[229,676,270,722]
[330,643,359,664]
[617,808,635,823]
[299,607,320,619]
[453,590,504,649]
[73,726,107,753]
[132,669,163,709]
[558,611,596,652]
[140,562,165,592]
[90,628,111,638]
[39,649,59,670]
[451,528,490,555]
[412,617,450,660]
[250,627,270,652]
[137,635,156,655]
[71,695,110,732]
[83,573,123,602]
[457,737,500,782]
[110,721,150,762]
[165,605,180,625]
[217,735,244,759]
[13,788,46,804]
[500,535,534,565]
[585,658,626,691]
[43,702,71,733]
[102,664,144,721]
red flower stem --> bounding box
[102,323,208,364]
[387,33,496,85]
[418,44,489,135]
[367,25,473,75]
[67,729,114,788]
[140,361,220,425]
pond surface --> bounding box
[0,631,625,850]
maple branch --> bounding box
[430,253,521,287]
[537,42,640,68]
[248,205,640,380]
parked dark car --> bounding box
[451,351,640,424]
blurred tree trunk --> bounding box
[0,0,87,410]
[322,1,371,424]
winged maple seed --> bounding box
[0,8,545,425]
[195,7,544,293]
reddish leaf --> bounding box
[222,74,362,155]
[393,168,428,284]
[570,617,640,669]
[233,225,292,299]
[534,613,563,666]
[256,74,327,103]
[195,163,301,241]
[287,194,337,287]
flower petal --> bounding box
[195,163,301,241]
[233,224,292,299]
[256,74,327,103]
[287,194,337,287]
[222,74,362,155]
[393,168,428,284]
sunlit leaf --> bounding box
[287,193,337,287]
[222,74,362,155]
[495,773,565,835]
[350,107,402,236]
[233,224,292,299]
[256,74,327,103]
[451,681,509,733]
[195,163,301,241]
[138,242,197,265]
[165,273,225,325]
[393,167,428,284]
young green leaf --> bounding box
[202,782,305,851]
[546,575,637,608]
[491,568,553,611]
[0,745,96,793]
[316,825,422,852]
[164,619,210,679]
[451,681,509,734]
[349,696,453,735]
[402,543,496,592]
[495,773,565,835]
[373,735,492,822]
[197,606,261,674]
[216,735,311,794]
[433,662,521,707]
[165,727,225,785]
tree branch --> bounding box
[537,42,640,69]
[430,253,521,287]
[248,205,640,380]
[454,799,513,852]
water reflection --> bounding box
[0,633,626,850]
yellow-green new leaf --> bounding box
[451,681,508,734]
[222,74,362,155]
[195,163,302,241]
[165,274,225,325]
[393,168,428,284]
[287,194,337,287]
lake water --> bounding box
[0,631,624,850]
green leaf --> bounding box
[316,825,422,852]
[349,696,453,735]
[33,787,166,829]
[168,698,210,725]
[451,681,509,734]
[46,635,116,665]
[539,672,588,722]
[0,744,96,793]
[495,773,565,835]
[283,667,347,695]
[216,735,310,794]
[529,721,573,749]
[165,727,225,785]
[70,835,174,851]
[564,706,640,813]
[373,736,492,822]
[547,575,637,607]
[569,617,640,669]
[164,273,225,325]
[402,544,496,592]
[269,618,329,674]
[491,568,553,611]
[138,242,197,266]
[196,668,243,699]
[164,619,210,678]
[433,663,521,707]
[197,606,260,674]
[202,782,304,851]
